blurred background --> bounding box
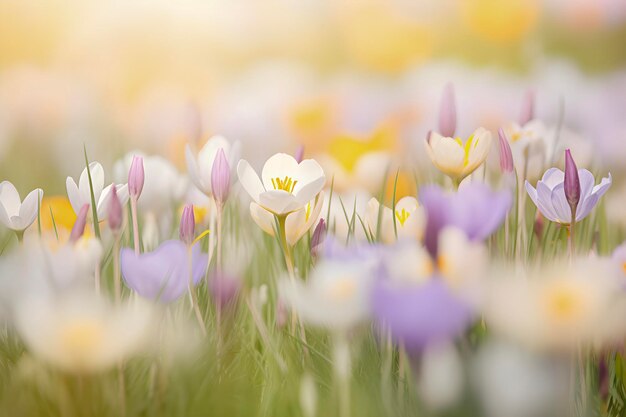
[1,0,626,194]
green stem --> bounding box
[130,197,140,255]
[188,248,206,336]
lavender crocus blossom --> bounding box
[372,278,473,352]
[525,168,611,225]
[420,184,512,257]
[121,241,207,303]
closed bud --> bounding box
[108,184,123,232]
[211,148,230,205]
[310,218,326,256]
[564,149,580,216]
[69,204,90,243]
[519,89,535,125]
[209,271,241,312]
[497,128,514,174]
[128,155,145,199]
[294,145,305,163]
[438,83,456,138]
[179,204,195,245]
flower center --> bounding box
[543,285,585,323]
[328,277,356,300]
[271,176,298,193]
[622,262,626,275]
[61,319,104,356]
[394,208,410,225]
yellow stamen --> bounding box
[395,208,410,226]
[271,176,298,193]
[305,202,312,222]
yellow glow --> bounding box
[328,277,356,300]
[60,319,104,357]
[460,0,539,43]
[41,196,76,232]
[542,282,587,324]
[328,126,396,173]
[384,171,415,202]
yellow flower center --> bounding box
[543,284,586,323]
[271,176,298,193]
[328,277,356,300]
[437,255,450,275]
[328,126,396,173]
[60,319,104,357]
[395,208,410,226]
[622,262,626,275]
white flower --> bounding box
[417,343,464,410]
[66,162,129,220]
[425,127,492,181]
[185,135,240,197]
[279,259,375,331]
[14,292,154,374]
[238,153,325,216]
[250,191,324,246]
[0,181,43,232]
[365,196,425,243]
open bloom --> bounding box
[238,153,325,216]
[250,191,325,247]
[425,128,492,181]
[14,292,154,374]
[0,181,43,232]
[366,196,425,243]
[525,167,611,225]
[66,162,129,220]
[121,241,207,303]
[185,135,240,197]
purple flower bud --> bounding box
[310,218,326,256]
[438,83,456,138]
[209,271,241,312]
[498,128,514,174]
[69,204,90,243]
[564,149,580,215]
[128,155,144,199]
[294,145,305,163]
[108,184,123,232]
[211,148,230,205]
[179,204,195,245]
[519,89,535,125]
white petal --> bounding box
[292,159,325,194]
[540,168,564,190]
[66,177,84,215]
[250,202,276,236]
[185,144,207,195]
[237,159,264,202]
[550,184,572,223]
[258,190,302,215]
[261,153,300,190]
[294,177,325,207]
[79,162,104,202]
[427,135,465,176]
[0,181,21,216]
[17,189,43,230]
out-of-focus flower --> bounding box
[107,185,123,232]
[497,128,514,174]
[186,135,240,197]
[14,292,154,374]
[128,155,145,200]
[299,373,317,417]
[250,191,324,247]
[310,218,327,256]
[420,183,511,257]
[238,153,325,216]
[40,197,77,237]
[208,271,241,311]
[211,148,231,206]
[425,128,492,182]
[66,162,129,220]
[69,204,89,243]
[612,243,626,280]
[365,196,425,243]
[417,343,464,410]
[121,241,207,303]
[279,257,376,331]
[519,89,534,126]
[525,167,611,225]
[460,0,539,43]
[0,181,43,232]
[438,83,456,138]
[179,204,195,246]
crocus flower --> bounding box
[366,196,425,243]
[128,155,145,200]
[420,183,512,257]
[525,167,611,225]
[211,148,230,206]
[0,181,43,232]
[209,271,241,311]
[66,162,129,220]
[186,135,240,197]
[69,204,89,243]
[425,128,492,182]
[563,149,580,214]
[179,204,195,246]
[438,83,456,138]
[498,128,514,174]
[121,241,207,303]
[310,218,326,256]
[108,185,123,232]
[250,191,324,246]
[238,153,325,216]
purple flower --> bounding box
[372,278,473,352]
[209,271,241,311]
[69,204,89,243]
[128,155,145,200]
[525,168,611,225]
[438,83,456,138]
[498,128,514,174]
[108,184,123,232]
[121,240,207,303]
[179,204,195,246]
[420,184,512,257]
[211,148,231,205]
[564,149,580,213]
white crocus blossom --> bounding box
[15,292,155,374]
[238,153,325,216]
[366,196,425,243]
[250,191,324,246]
[425,127,492,181]
[0,181,43,232]
[66,162,129,220]
[185,135,240,197]
[279,258,375,331]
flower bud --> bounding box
[519,89,535,125]
[310,218,326,256]
[128,155,145,199]
[564,149,580,215]
[295,145,305,163]
[438,83,456,138]
[69,204,90,243]
[211,148,230,205]
[209,271,241,312]
[108,184,123,232]
[497,128,514,174]
[179,204,195,245]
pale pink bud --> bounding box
[128,155,144,199]
[438,83,456,138]
[179,204,195,245]
[519,89,535,125]
[211,148,230,205]
[209,271,241,312]
[108,184,123,232]
[69,204,90,243]
[564,149,580,215]
[310,219,326,257]
[295,145,305,163]
[498,128,514,174]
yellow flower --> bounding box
[460,0,539,43]
[425,128,492,182]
